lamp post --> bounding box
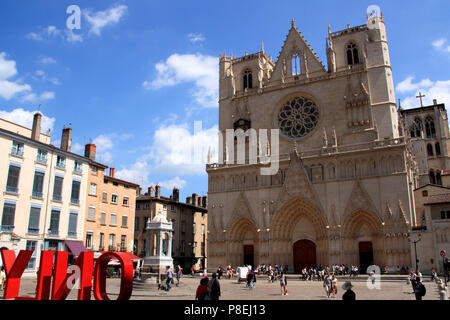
[408,233,422,272]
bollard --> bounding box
[406,278,410,285]
[439,289,448,300]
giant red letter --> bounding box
[0,250,33,300]
[93,252,133,300]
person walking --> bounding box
[0,266,6,292]
[331,273,338,298]
[342,281,356,300]
[410,271,417,293]
[195,277,209,300]
[414,279,426,300]
[279,271,288,295]
[207,273,221,300]
[166,266,174,291]
[323,273,332,298]
[247,269,254,290]
[176,265,182,286]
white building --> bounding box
[0,113,89,275]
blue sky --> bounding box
[0,0,449,201]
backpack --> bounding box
[416,282,426,296]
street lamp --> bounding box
[408,233,422,272]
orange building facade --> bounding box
[83,144,140,253]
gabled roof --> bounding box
[424,193,450,205]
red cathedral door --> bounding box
[293,240,316,273]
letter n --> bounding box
[51,251,94,300]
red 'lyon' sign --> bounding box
[0,250,134,300]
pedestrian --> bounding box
[279,271,288,295]
[207,273,221,300]
[166,266,173,291]
[414,279,426,300]
[247,269,254,289]
[431,268,437,281]
[191,266,195,276]
[410,271,417,293]
[195,277,210,300]
[331,273,338,298]
[176,265,182,286]
[0,266,6,291]
[342,281,356,300]
[203,268,208,278]
[323,273,332,298]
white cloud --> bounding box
[188,33,205,43]
[143,53,218,108]
[32,70,60,86]
[159,177,187,190]
[397,77,450,109]
[396,76,434,93]
[84,5,128,36]
[432,38,450,53]
[116,122,218,188]
[21,91,55,103]
[38,56,57,65]
[65,30,83,43]
[0,52,32,100]
[72,142,84,154]
[0,108,55,133]
[26,32,43,41]
[87,132,134,164]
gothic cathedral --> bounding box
[206,12,417,273]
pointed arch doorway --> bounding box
[293,239,317,273]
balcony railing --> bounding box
[11,148,23,157]
[6,186,18,194]
[53,194,62,202]
[48,229,59,236]
[71,198,80,205]
[27,228,39,234]
[1,225,14,232]
[36,156,47,164]
[56,163,66,169]
[108,245,116,252]
[68,231,77,238]
[32,191,43,198]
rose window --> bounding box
[277,96,319,139]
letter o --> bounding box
[93,252,133,300]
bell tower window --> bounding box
[292,53,301,75]
[243,69,252,90]
[346,43,360,65]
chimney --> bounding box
[148,186,154,197]
[84,144,97,161]
[433,99,438,105]
[155,184,161,198]
[202,196,207,208]
[109,167,115,177]
[61,126,72,152]
[186,196,192,204]
[31,112,42,141]
[192,193,198,206]
[173,188,179,202]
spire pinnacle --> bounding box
[261,40,265,53]
[291,19,296,28]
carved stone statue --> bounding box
[230,65,235,96]
[282,58,287,83]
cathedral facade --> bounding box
[206,12,417,273]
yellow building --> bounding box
[134,186,208,271]
[83,143,140,253]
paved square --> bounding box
[3,275,442,300]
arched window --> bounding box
[425,116,436,138]
[243,69,252,90]
[346,43,360,65]
[411,118,422,138]
[436,171,442,185]
[427,143,434,157]
[429,170,436,184]
[291,53,301,75]
[435,142,441,156]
